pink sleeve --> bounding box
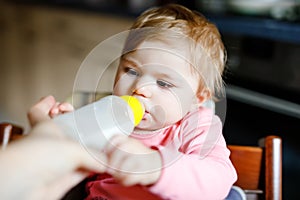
[148,110,237,199]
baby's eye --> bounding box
[157,80,173,88]
[125,68,139,76]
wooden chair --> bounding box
[0,122,24,150]
[228,135,282,200]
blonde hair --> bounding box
[122,4,226,98]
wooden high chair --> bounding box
[228,135,282,200]
[0,122,24,150]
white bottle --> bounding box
[53,95,144,150]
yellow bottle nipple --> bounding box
[120,95,144,126]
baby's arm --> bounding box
[149,137,237,199]
[149,113,237,199]
[28,95,74,127]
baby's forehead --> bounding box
[140,38,189,53]
[126,40,190,61]
[122,37,202,72]
[121,53,197,81]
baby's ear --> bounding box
[196,88,211,104]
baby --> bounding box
[29,4,237,200]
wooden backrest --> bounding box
[228,136,282,200]
[0,122,24,149]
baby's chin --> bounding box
[133,122,171,134]
[133,128,154,135]
[133,124,159,134]
[133,124,159,133]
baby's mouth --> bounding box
[142,110,150,120]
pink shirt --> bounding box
[85,107,237,200]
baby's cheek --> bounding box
[149,105,166,126]
[113,75,135,96]
[159,103,185,125]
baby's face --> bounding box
[113,40,201,132]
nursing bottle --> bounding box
[53,95,144,150]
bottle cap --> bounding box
[120,96,144,126]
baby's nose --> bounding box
[133,84,152,98]
[133,77,154,98]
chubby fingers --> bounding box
[49,102,74,118]
[28,95,56,127]
[104,135,134,183]
[104,135,151,186]
[104,135,163,186]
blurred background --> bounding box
[0,0,300,199]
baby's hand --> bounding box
[28,95,74,127]
[49,101,74,118]
[105,135,162,186]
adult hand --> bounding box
[0,121,107,200]
[1,95,106,199]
